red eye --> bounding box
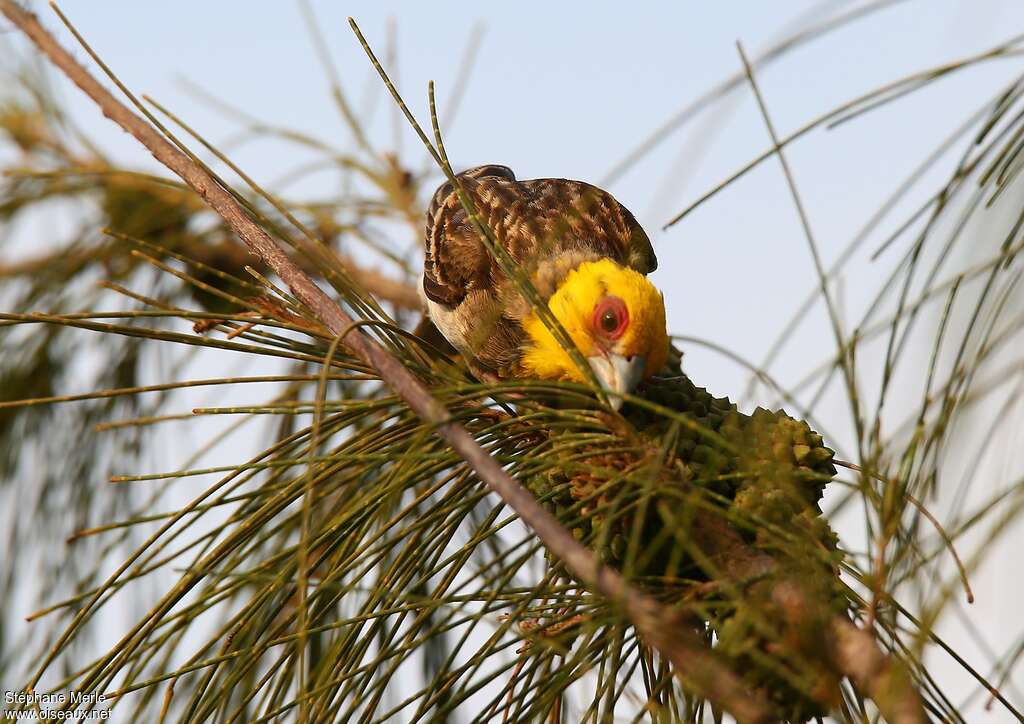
[592,296,629,340]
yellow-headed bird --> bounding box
[421,164,669,406]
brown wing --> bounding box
[423,164,515,306]
[516,177,657,277]
[422,165,656,307]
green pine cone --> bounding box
[523,374,847,721]
[526,374,840,573]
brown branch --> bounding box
[692,514,928,724]
[0,2,773,721]
[334,252,420,310]
[830,618,927,724]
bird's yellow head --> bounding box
[518,259,669,408]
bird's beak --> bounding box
[587,353,646,411]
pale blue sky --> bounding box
[31,0,1023,390]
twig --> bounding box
[834,458,973,604]
[0,3,773,721]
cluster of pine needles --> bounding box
[1,2,1024,722]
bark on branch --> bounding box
[0,2,775,721]
[693,514,928,724]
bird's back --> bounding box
[422,164,657,374]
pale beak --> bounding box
[587,354,646,410]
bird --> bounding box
[421,166,851,721]
[420,164,669,408]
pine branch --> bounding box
[0,2,776,721]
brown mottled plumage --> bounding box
[421,164,657,375]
